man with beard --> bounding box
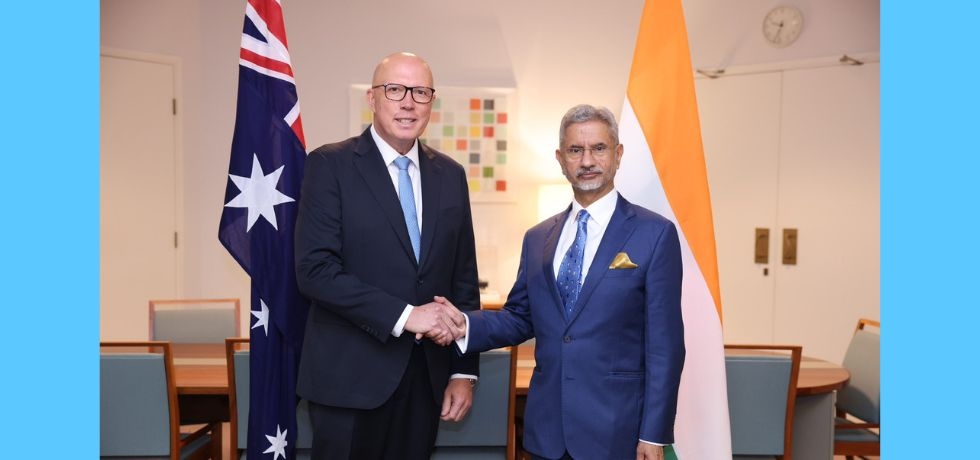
[447,104,685,460]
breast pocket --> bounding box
[604,267,641,278]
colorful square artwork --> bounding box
[351,85,514,201]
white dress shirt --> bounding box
[372,125,422,225]
[552,190,619,282]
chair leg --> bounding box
[210,423,223,460]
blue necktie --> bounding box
[557,210,589,317]
[394,156,421,262]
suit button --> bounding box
[417,278,424,286]
[563,335,572,343]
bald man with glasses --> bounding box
[294,52,479,460]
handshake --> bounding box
[404,296,468,346]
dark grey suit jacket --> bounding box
[294,127,480,409]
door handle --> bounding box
[754,228,769,264]
[782,228,798,265]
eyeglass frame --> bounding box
[371,83,436,104]
[560,144,617,160]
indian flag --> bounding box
[614,0,731,459]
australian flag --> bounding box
[218,1,308,459]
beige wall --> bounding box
[100,0,880,353]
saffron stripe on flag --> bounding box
[614,0,730,459]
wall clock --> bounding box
[762,6,804,48]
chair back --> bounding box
[295,398,314,458]
[834,318,880,457]
[226,338,250,456]
[432,347,515,459]
[100,341,178,458]
[725,344,802,459]
[150,298,241,343]
[837,319,880,424]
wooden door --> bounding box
[100,52,179,339]
[697,61,880,361]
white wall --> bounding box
[100,0,880,349]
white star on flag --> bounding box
[264,424,288,459]
[225,154,295,231]
[251,299,270,336]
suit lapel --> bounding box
[351,130,418,266]
[566,196,637,325]
[543,206,570,320]
[418,143,441,268]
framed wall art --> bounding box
[350,84,516,202]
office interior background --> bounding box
[100,0,880,362]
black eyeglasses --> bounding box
[371,83,436,104]
[562,144,614,160]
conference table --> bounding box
[172,342,848,460]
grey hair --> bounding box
[558,104,620,147]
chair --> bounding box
[725,344,802,460]
[226,338,313,460]
[834,318,880,459]
[150,298,241,343]
[226,338,249,459]
[432,346,517,460]
[100,341,220,460]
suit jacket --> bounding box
[467,195,684,459]
[294,127,480,409]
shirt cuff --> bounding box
[639,439,665,446]
[454,313,471,353]
[391,304,414,337]
[450,373,478,381]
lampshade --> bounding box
[537,183,572,223]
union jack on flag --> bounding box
[218,0,309,459]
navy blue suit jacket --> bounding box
[294,128,480,409]
[467,195,684,459]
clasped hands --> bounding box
[404,296,467,346]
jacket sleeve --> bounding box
[639,221,685,444]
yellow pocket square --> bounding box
[609,252,639,269]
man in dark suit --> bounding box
[294,52,479,460]
[450,104,685,460]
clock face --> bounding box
[762,6,804,48]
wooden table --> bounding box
[513,343,849,460]
[170,344,233,460]
[171,344,230,424]
[172,344,228,392]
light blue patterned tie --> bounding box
[557,210,589,317]
[394,156,421,262]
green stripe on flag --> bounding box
[665,444,678,460]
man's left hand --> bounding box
[440,378,474,422]
[636,442,664,460]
